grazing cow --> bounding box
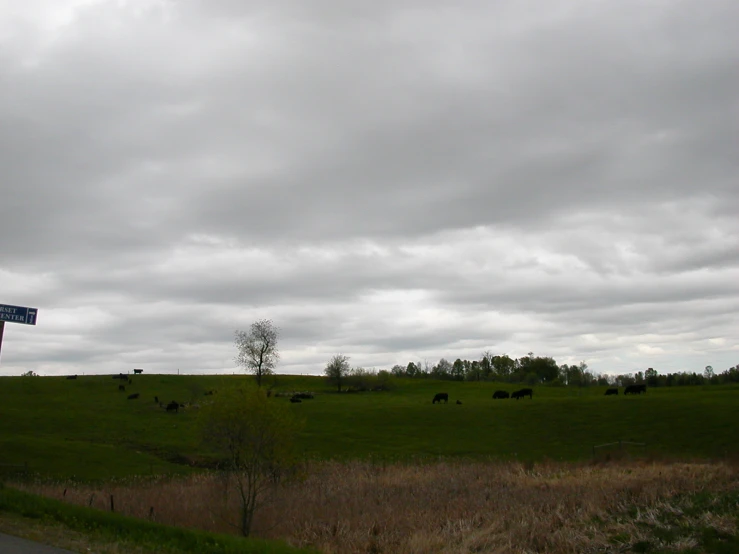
[133,369,143,374]
[432,393,449,404]
[166,401,179,412]
[118,384,126,392]
[66,375,77,380]
[624,384,647,395]
[290,397,302,403]
[456,400,462,405]
[511,388,533,400]
[492,390,510,399]
[605,388,618,396]
[204,390,215,396]
[127,393,140,400]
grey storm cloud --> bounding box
[0,0,737,377]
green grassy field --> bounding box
[1,373,738,480]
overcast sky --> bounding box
[1,0,737,378]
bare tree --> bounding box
[324,354,351,392]
[235,319,279,387]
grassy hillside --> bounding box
[1,373,738,480]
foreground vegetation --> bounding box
[1,374,739,480]
[0,483,316,553]
[11,459,739,553]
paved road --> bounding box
[0,533,79,554]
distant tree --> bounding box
[718,365,739,384]
[514,353,534,382]
[451,359,465,381]
[480,351,493,379]
[645,367,659,387]
[465,360,483,381]
[422,359,433,376]
[234,320,280,387]
[406,362,419,378]
[390,364,405,377]
[704,365,714,381]
[614,373,636,387]
[528,356,559,383]
[559,364,575,386]
[20,370,38,377]
[431,358,452,380]
[200,385,302,537]
[324,354,351,392]
[491,355,515,381]
[347,366,375,391]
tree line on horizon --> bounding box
[384,354,739,388]
[234,320,738,390]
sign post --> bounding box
[0,303,39,366]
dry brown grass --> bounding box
[15,458,739,553]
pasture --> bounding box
[1,373,739,480]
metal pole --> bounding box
[0,321,5,366]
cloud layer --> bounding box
[1,0,737,376]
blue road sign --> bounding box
[0,304,38,325]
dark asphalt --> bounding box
[0,533,79,554]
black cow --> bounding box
[624,384,647,395]
[511,388,533,400]
[492,390,510,399]
[456,400,462,405]
[605,388,618,396]
[118,384,126,392]
[166,401,179,412]
[133,369,143,374]
[432,393,449,404]
[127,393,140,400]
[66,375,77,380]
[204,390,215,396]
[290,397,302,403]
[128,378,133,385]
[154,396,159,404]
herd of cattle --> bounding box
[432,388,534,403]
[109,372,202,413]
[432,385,647,404]
[65,374,649,408]
[70,374,315,411]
